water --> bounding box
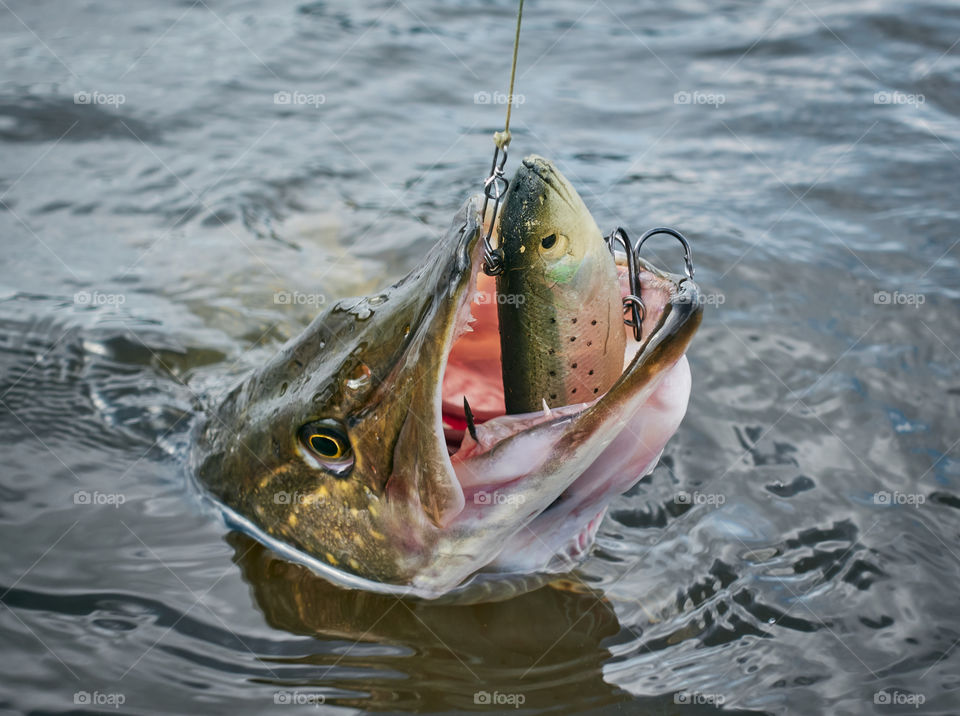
[1,0,958,713]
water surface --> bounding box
[1,0,958,713]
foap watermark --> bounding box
[474,91,525,106]
[474,691,525,709]
[273,490,325,506]
[674,90,725,108]
[874,689,926,708]
[75,291,126,306]
[273,690,326,706]
[74,691,126,709]
[675,490,725,506]
[74,491,126,508]
[674,691,725,707]
[74,91,125,107]
[275,291,327,306]
[678,291,725,308]
[274,90,325,109]
[874,91,924,108]
[474,491,525,507]
[474,289,525,306]
[874,290,925,307]
[874,491,925,507]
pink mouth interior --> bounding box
[440,270,506,451]
[440,265,668,457]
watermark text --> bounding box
[675,90,725,108]
[474,691,525,709]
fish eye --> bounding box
[541,233,557,249]
[299,420,354,474]
[310,433,346,458]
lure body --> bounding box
[496,155,625,414]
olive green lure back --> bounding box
[496,155,626,415]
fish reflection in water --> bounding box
[226,533,627,712]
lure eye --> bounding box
[539,233,568,257]
[299,421,354,474]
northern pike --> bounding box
[495,155,625,414]
[193,176,703,601]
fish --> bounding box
[192,178,703,602]
[495,155,626,414]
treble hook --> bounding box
[635,227,695,281]
[605,227,645,342]
[605,226,696,342]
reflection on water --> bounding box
[1,0,959,713]
[229,533,626,712]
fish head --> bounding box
[194,198,485,587]
[194,181,703,601]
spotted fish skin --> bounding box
[496,155,626,414]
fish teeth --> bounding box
[541,398,552,418]
[463,396,479,442]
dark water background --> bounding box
[1,0,959,713]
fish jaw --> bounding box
[486,356,692,572]
[435,258,701,590]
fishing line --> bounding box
[479,0,524,276]
[502,0,524,138]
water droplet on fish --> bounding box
[345,363,371,391]
[338,297,373,320]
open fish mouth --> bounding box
[193,193,702,602]
[425,196,703,590]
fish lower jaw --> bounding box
[454,400,590,458]
[485,507,608,576]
